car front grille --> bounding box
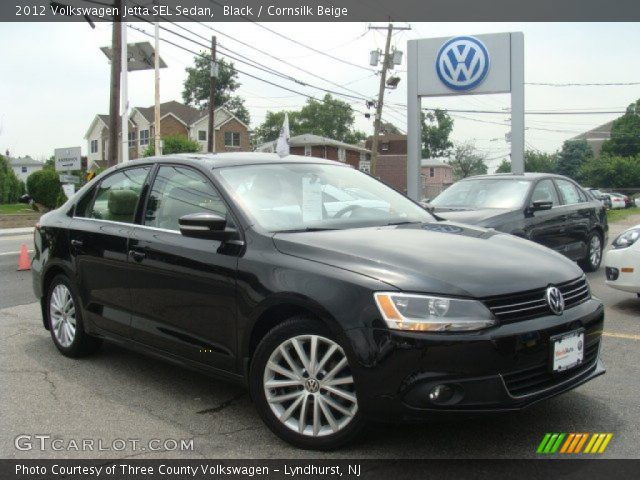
[502,340,600,397]
[482,276,590,323]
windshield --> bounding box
[216,163,432,232]
[431,178,532,209]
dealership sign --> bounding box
[54,146,82,171]
[406,32,524,199]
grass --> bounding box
[0,203,34,215]
[607,207,640,223]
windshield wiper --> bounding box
[274,227,338,233]
[385,220,422,226]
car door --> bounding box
[554,178,592,260]
[69,166,151,337]
[524,179,565,252]
[127,165,240,370]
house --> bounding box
[365,133,408,193]
[7,155,44,182]
[421,158,453,199]
[256,134,371,170]
[571,120,614,156]
[84,100,250,168]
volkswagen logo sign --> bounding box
[435,36,490,91]
[546,286,565,315]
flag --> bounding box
[275,113,290,157]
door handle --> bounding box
[70,239,83,248]
[129,249,146,262]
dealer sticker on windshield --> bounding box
[551,330,584,372]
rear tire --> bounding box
[578,231,603,272]
[45,274,102,357]
[249,317,365,450]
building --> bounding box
[84,101,250,168]
[7,155,44,182]
[256,134,371,170]
[571,120,614,156]
[365,133,408,193]
[421,158,453,199]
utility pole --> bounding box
[107,0,122,167]
[120,10,129,163]
[368,23,411,175]
[153,0,161,155]
[207,35,217,153]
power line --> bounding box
[526,81,640,87]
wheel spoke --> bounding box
[317,396,339,432]
[280,394,304,422]
[298,395,309,434]
[321,393,354,417]
[267,361,299,381]
[322,357,347,383]
[291,338,311,372]
[279,345,303,378]
[268,390,305,404]
[324,375,354,387]
[312,395,321,436]
[309,336,318,376]
[265,379,302,389]
[316,344,338,374]
[323,385,357,403]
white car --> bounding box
[604,224,640,295]
[609,194,626,209]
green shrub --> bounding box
[0,154,24,204]
[143,135,201,157]
[26,169,64,210]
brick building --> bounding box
[84,101,250,168]
[256,134,371,170]
[421,158,453,199]
[365,133,408,193]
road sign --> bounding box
[59,174,80,184]
[54,147,82,171]
[62,184,76,199]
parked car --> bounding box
[32,153,605,449]
[604,224,640,296]
[430,173,608,272]
[609,193,632,209]
[586,188,612,209]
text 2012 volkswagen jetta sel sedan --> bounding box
[32,153,605,450]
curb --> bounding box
[0,227,34,237]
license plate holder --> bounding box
[550,329,584,373]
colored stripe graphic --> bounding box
[538,433,613,454]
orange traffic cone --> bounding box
[17,244,30,271]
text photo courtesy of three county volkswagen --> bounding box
[2,0,640,468]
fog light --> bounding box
[429,384,454,403]
[605,267,619,281]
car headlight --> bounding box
[373,292,496,332]
[612,228,640,249]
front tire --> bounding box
[579,231,603,272]
[249,317,365,450]
[46,274,102,357]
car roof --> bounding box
[463,172,571,181]
[115,152,347,170]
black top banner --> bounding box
[3,0,640,22]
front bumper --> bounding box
[604,247,640,294]
[346,298,605,420]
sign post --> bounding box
[407,32,524,200]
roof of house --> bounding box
[135,100,203,126]
[421,158,452,168]
[571,120,615,155]
[8,156,44,167]
[257,133,371,154]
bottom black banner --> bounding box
[2,459,639,480]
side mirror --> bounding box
[179,213,237,241]
[529,200,553,212]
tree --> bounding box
[601,98,640,158]
[556,139,592,180]
[421,109,454,158]
[182,54,250,125]
[26,169,64,209]
[447,142,488,180]
[0,154,23,204]
[254,94,366,146]
[495,150,557,174]
[579,155,640,188]
[143,135,201,157]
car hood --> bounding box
[273,222,583,298]
[432,207,511,226]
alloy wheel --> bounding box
[49,284,76,348]
[263,334,358,437]
[589,235,602,268]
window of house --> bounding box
[76,167,151,223]
[140,129,150,146]
[360,152,367,162]
[338,148,346,162]
[198,130,207,141]
[381,142,390,152]
[90,139,98,154]
[144,166,231,232]
[224,132,241,147]
[128,131,137,148]
[429,167,435,178]
[21,166,27,173]
[304,145,312,156]
[359,160,371,174]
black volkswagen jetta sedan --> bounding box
[429,173,608,272]
[32,153,605,450]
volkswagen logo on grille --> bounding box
[435,36,490,91]
[305,378,320,393]
[546,286,565,315]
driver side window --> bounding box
[531,179,559,207]
[144,166,231,231]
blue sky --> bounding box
[1,22,638,171]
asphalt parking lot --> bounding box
[1,220,639,459]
